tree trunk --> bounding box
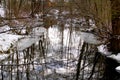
[102,0,120,80]
[110,0,120,53]
[110,18,120,53]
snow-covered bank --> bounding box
[0,33,23,53]
[17,36,41,51]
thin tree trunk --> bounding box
[76,42,86,80]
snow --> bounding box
[115,66,120,73]
[48,26,61,44]
[63,29,81,48]
[48,26,81,50]
[0,25,10,33]
[62,11,69,15]
[97,45,112,56]
[79,32,103,45]
[0,33,23,52]
[42,69,53,76]
[56,67,73,74]
[50,9,59,15]
[0,32,42,52]
[0,54,9,60]
[107,53,120,63]
[0,7,5,17]
[17,37,40,51]
[16,27,47,51]
[32,27,47,36]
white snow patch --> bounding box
[116,66,120,73]
[0,54,9,60]
[17,37,40,51]
[0,25,10,32]
[0,33,42,52]
[56,67,74,74]
[50,9,59,15]
[79,32,103,45]
[65,23,70,27]
[0,7,5,17]
[0,33,23,52]
[107,53,120,63]
[32,27,47,36]
[62,11,69,15]
[48,26,61,44]
[21,29,26,34]
[63,28,70,46]
[43,69,53,76]
[97,45,112,56]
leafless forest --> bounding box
[0,0,119,80]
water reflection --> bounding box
[48,25,81,49]
[0,5,5,17]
